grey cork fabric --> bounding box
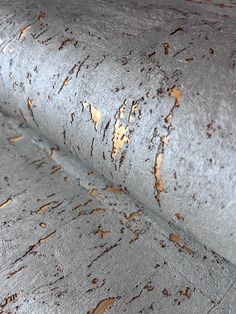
[0,0,236,313]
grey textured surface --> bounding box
[0,0,236,263]
[0,0,236,313]
[0,113,236,313]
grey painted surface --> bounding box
[0,113,236,313]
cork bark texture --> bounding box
[0,0,236,312]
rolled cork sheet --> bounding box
[0,0,235,263]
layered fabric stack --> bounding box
[0,0,235,313]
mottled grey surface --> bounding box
[0,0,235,263]
[0,0,236,313]
[0,113,236,313]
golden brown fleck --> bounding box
[125,210,143,222]
[0,293,19,309]
[37,203,51,215]
[94,227,111,239]
[19,24,32,41]
[64,176,69,182]
[128,102,138,122]
[50,165,62,175]
[129,228,140,244]
[39,222,47,228]
[169,233,182,246]
[92,278,99,285]
[38,231,56,245]
[165,113,172,124]
[90,208,106,215]
[59,39,73,50]
[144,283,154,292]
[163,43,171,55]
[8,135,23,142]
[168,86,182,106]
[90,105,102,130]
[48,147,57,159]
[90,189,102,198]
[58,77,70,93]
[106,186,124,194]
[27,99,34,109]
[161,136,169,150]
[88,298,117,314]
[175,213,185,221]
[111,123,129,159]
[179,287,192,298]
[154,153,164,195]
[111,103,129,160]
[0,198,12,209]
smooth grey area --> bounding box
[0,0,235,263]
[0,113,236,314]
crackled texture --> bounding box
[0,1,236,312]
[0,0,235,264]
[0,113,236,313]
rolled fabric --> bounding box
[0,0,235,262]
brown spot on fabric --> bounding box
[50,165,63,175]
[92,278,99,285]
[38,231,56,245]
[0,293,19,309]
[111,123,129,159]
[19,24,32,41]
[144,283,154,291]
[90,105,102,130]
[168,86,182,106]
[37,203,51,215]
[175,213,185,221]
[27,99,34,109]
[106,186,124,194]
[179,287,192,298]
[128,101,138,122]
[7,266,27,278]
[169,233,182,245]
[154,153,164,196]
[125,210,143,221]
[161,136,169,150]
[8,135,23,142]
[39,222,47,228]
[94,227,111,239]
[58,77,70,93]
[111,103,129,160]
[48,147,57,159]
[90,208,106,215]
[165,113,172,124]
[163,43,171,55]
[89,189,103,198]
[88,297,117,314]
[129,229,140,244]
[0,198,12,209]
[59,39,73,50]
[209,48,214,55]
